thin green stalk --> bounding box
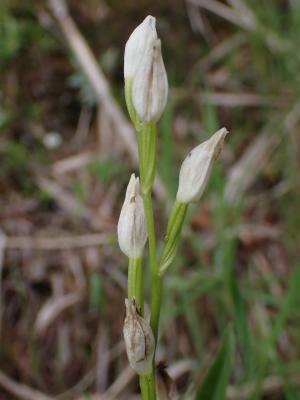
[137,122,161,343]
[143,192,162,343]
[128,257,143,312]
[137,122,160,400]
[128,258,155,399]
[137,123,157,194]
[140,374,156,400]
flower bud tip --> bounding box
[124,15,157,79]
[176,127,229,203]
[117,174,148,258]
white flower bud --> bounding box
[176,127,229,203]
[123,298,155,375]
[124,15,157,79]
[132,39,168,123]
[117,174,148,258]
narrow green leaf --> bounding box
[230,276,255,379]
[195,326,234,400]
[251,264,300,399]
[159,200,188,274]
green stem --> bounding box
[137,122,159,400]
[128,258,155,399]
[140,374,156,400]
[137,122,161,343]
[137,123,157,194]
[143,193,162,344]
[128,257,143,312]
[140,173,159,400]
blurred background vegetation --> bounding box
[0,0,300,399]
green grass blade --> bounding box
[251,264,300,399]
[195,325,235,400]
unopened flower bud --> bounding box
[123,298,155,375]
[176,127,229,203]
[132,39,168,123]
[124,15,157,79]
[118,174,148,258]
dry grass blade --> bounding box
[72,106,93,148]
[196,32,245,71]
[35,292,82,334]
[188,0,248,29]
[185,0,215,41]
[37,176,95,222]
[57,341,125,400]
[102,365,136,400]
[227,372,300,399]
[199,92,284,107]
[226,0,257,28]
[96,324,110,392]
[52,151,93,176]
[190,0,293,55]
[229,224,281,242]
[225,132,280,203]
[168,359,197,379]
[74,366,135,400]
[5,233,111,250]
[0,370,55,400]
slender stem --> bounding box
[140,377,149,400]
[143,193,162,343]
[136,123,160,400]
[128,257,143,312]
[140,374,156,400]
[128,259,155,399]
[137,123,157,193]
[137,122,161,343]
[140,192,160,400]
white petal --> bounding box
[124,16,157,79]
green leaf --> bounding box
[251,264,300,399]
[159,200,188,274]
[195,326,234,400]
